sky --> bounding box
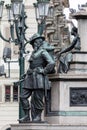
[2,0,87,7]
[64,0,87,17]
[69,0,87,10]
[64,0,87,26]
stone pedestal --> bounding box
[45,73,87,125]
[45,13,87,123]
[11,123,87,130]
[70,52,87,74]
[72,12,87,52]
[43,12,87,125]
[45,11,87,123]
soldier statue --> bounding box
[19,33,55,123]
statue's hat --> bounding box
[29,33,45,44]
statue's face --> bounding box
[71,27,77,36]
[71,30,75,36]
[33,38,43,50]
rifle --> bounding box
[13,73,26,86]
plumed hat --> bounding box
[29,33,45,45]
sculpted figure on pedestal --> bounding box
[19,33,55,123]
[57,26,81,73]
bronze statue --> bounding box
[58,26,81,73]
[19,33,55,123]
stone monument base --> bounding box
[45,73,87,125]
[11,123,87,130]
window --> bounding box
[5,86,11,102]
[13,86,18,102]
[5,85,18,102]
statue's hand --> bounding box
[21,73,26,79]
[13,81,20,86]
[35,68,44,74]
[27,69,33,75]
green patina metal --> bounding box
[57,111,87,116]
[11,0,23,2]
[37,0,50,3]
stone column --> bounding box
[68,12,87,74]
[72,12,87,52]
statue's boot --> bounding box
[18,109,30,123]
[32,114,41,122]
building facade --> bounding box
[0,0,70,129]
[0,0,37,129]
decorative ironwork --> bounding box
[70,88,87,106]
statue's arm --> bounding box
[42,50,55,74]
[60,36,79,55]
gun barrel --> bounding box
[13,79,24,86]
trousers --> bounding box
[20,88,44,120]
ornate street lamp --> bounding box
[0,0,28,120]
[33,3,41,21]
[11,0,23,17]
[5,4,14,22]
[37,0,50,17]
[34,0,50,35]
[48,3,54,18]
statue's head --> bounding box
[71,26,78,36]
[29,33,45,50]
[30,33,45,45]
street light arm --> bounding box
[24,35,28,42]
[24,40,30,48]
[0,30,10,42]
[15,20,21,43]
[10,23,18,44]
[38,18,46,35]
[24,14,28,42]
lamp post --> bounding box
[0,0,28,119]
[34,0,50,35]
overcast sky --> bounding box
[69,0,87,10]
[64,0,87,26]
[64,0,87,17]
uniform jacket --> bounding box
[23,47,55,89]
